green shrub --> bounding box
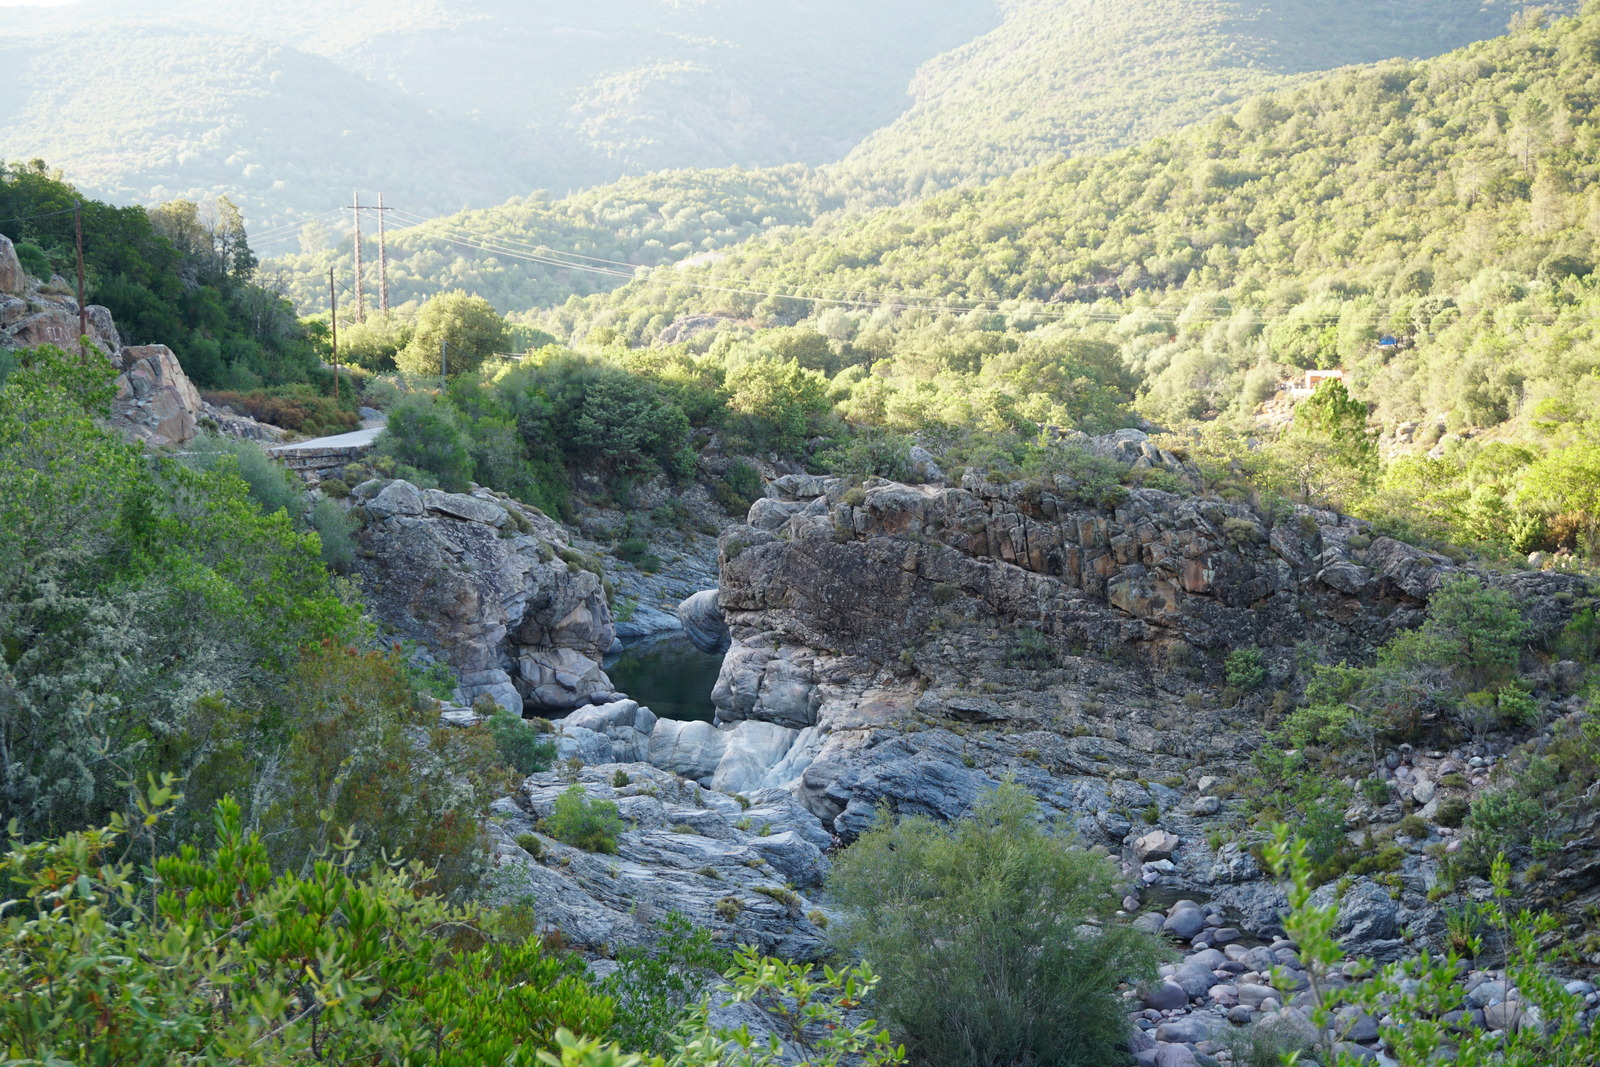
[1346,846,1405,877]
[1435,796,1470,828]
[12,239,50,278]
[1004,626,1058,670]
[612,769,632,788]
[599,912,729,1057]
[820,429,915,483]
[515,832,544,858]
[0,791,612,1066]
[488,707,558,776]
[828,781,1167,1067]
[1396,814,1429,839]
[546,784,623,853]
[1225,646,1267,691]
[374,392,475,492]
[1360,778,1390,805]
[179,432,302,514]
[713,458,766,515]
[309,496,358,571]
[1556,608,1600,663]
[616,536,662,573]
[714,896,743,921]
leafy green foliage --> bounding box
[827,781,1168,1067]
[374,391,475,491]
[1267,824,1600,1067]
[397,290,509,378]
[0,789,612,1066]
[307,496,355,570]
[179,432,302,514]
[0,163,322,391]
[1224,646,1267,691]
[819,430,915,483]
[600,912,729,1056]
[713,458,766,516]
[0,347,361,838]
[488,707,558,776]
[546,784,624,854]
[0,789,901,1067]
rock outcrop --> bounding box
[349,479,616,713]
[694,459,1585,845]
[488,762,832,959]
[107,344,203,445]
[0,235,26,295]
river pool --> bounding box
[603,630,724,722]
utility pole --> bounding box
[377,191,389,314]
[351,190,364,323]
[73,200,88,352]
[329,267,341,401]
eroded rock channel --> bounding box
[341,440,1592,1062]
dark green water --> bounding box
[603,631,724,722]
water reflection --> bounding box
[603,630,724,722]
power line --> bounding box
[0,205,78,227]
[276,203,1586,328]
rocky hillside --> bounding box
[0,233,271,446]
[405,429,1589,1062]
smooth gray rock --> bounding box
[1164,908,1206,941]
[678,589,731,654]
[1142,982,1189,1011]
[1154,1016,1210,1044]
[1136,830,1180,861]
[1155,1044,1198,1067]
[1237,984,1277,1009]
[748,497,806,531]
[1172,961,1217,999]
[366,480,426,519]
[497,764,831,960]
[422,488,507,527]
[908,445,945,483]
[1309,878,1405,962]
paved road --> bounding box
[268,424,383,452]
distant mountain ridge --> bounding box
[258,0,1565,318]
[0,0,993,235]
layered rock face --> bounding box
[0,234,205,446]
[350,479,616,713]
[699,464,1582,838]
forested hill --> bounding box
[0,0,993,234]
[557,4,1600,438]
[269,167,831,316]
[828,0,1569,205]
[260,0,1566,316]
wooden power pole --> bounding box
[328,267,341,399]
[351,190,364,323]
[73,200,88,351]
[377,191,389,314]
